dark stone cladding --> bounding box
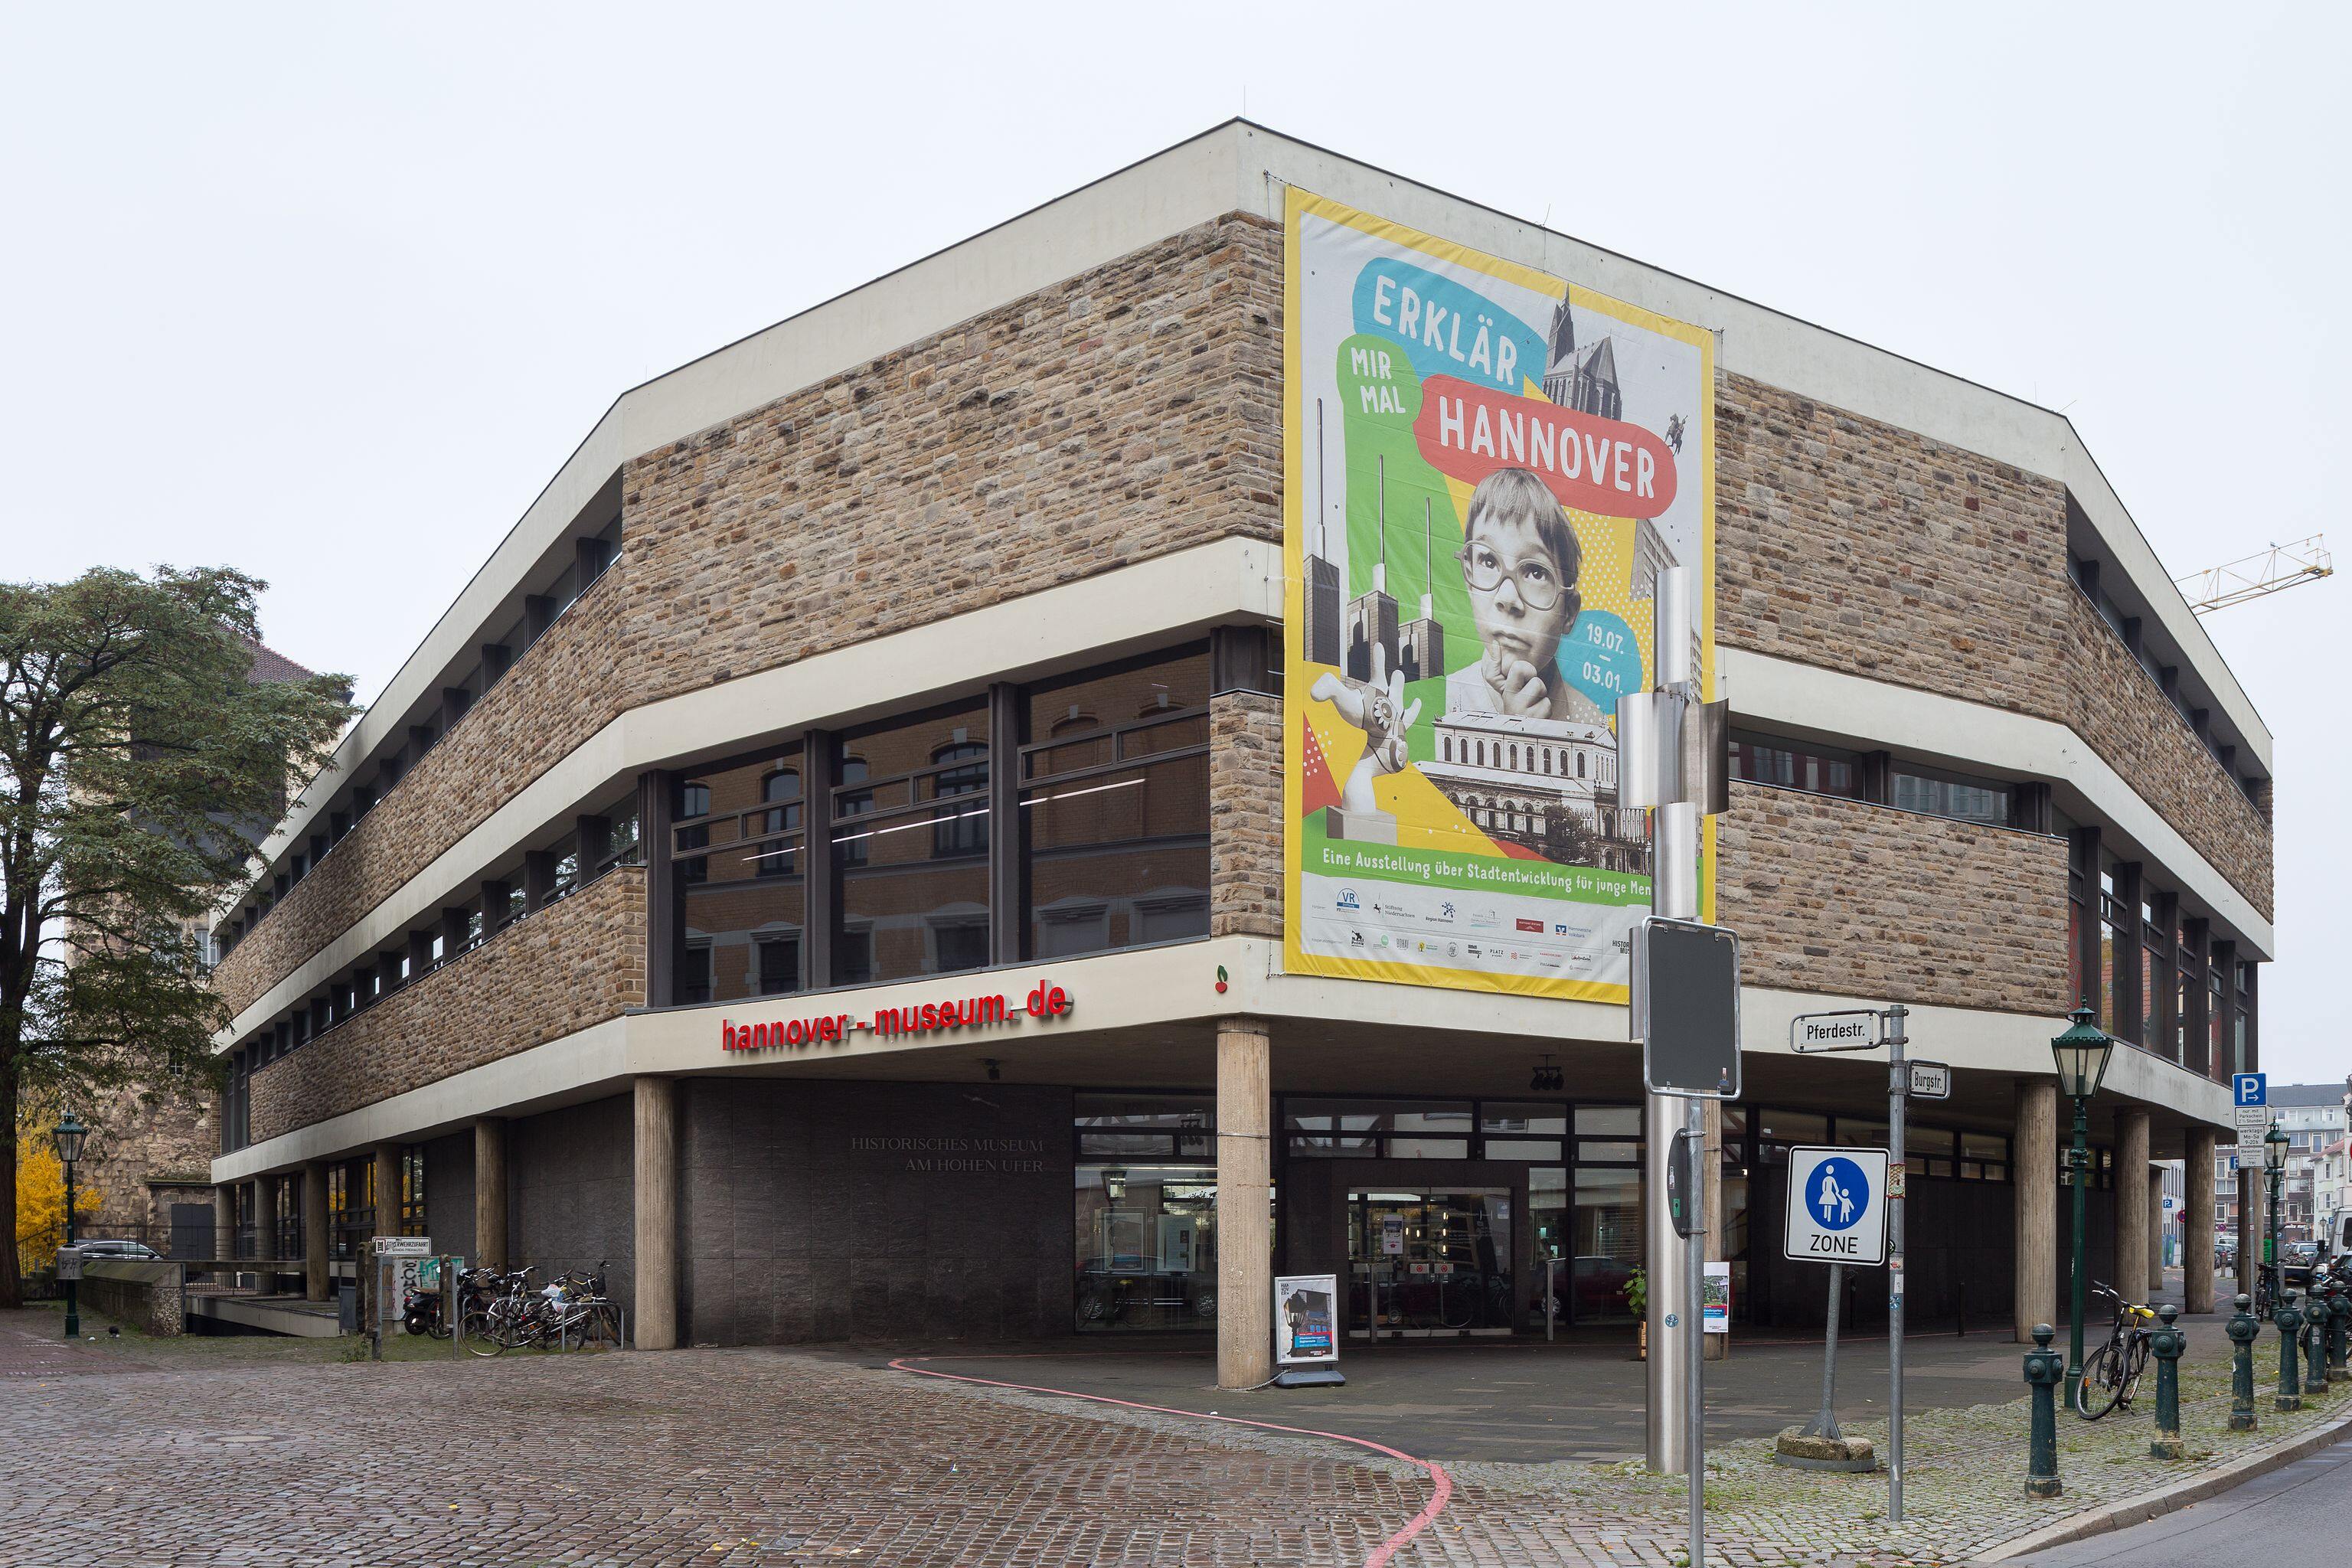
[510,1096,636,1320]
[212,213,1285,1021]
[676,1079,1075,1344]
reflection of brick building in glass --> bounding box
[672,652,1212,999]
[1420,712,1648,872]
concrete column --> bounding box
[368,1142,400,1324]
[2115,1109,2151,1304]
[474,1118,508,1270]
[2014,1079,2058,1341]
[1215,1017,1272,1390]
[2148,1180,2165,1298]
[302,1162,328,1302]
[249,1175,273,1292]
[211,1184,234,1281]
[633,1078,679,1351]
[2185,1131,2216,1314]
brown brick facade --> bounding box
[247,866,645,1142]
[218,214,1282,1018]
[1209,689,1281,938]
[212,570,630,1018]
[220,220,2265,1071]
[2061,594,2272,914]
[1717,782,2069,1013]
[1717,373,2270,917]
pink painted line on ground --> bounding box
[889,1354,1452,1568]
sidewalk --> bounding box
[7,1302,2344,1568]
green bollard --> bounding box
[2149,1303,2185,1458]
[2275,1290,2303,1412]
[2227,1293,2260,1432]
[2307,1287,2330,1391]
[2330,1282,2349,1377]
[2024,1322,2064,1498]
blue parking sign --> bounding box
[2233,1073,2266,1108]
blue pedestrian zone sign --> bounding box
[2233,1073,2266,1108]
[1782,1146,1890,1266]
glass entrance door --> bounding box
[1346,1188,1513,1336]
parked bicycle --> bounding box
[460,1263,622,1355]
[2075,1279,2158,1419]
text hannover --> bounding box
[722,979,1074,1055]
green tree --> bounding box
[0,567,352,1305]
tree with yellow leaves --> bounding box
[14,1123,100,1263]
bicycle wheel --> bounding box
[2117,1336,2152,1410]
[579,1303,622,1351]
[462,1308,505,1357]
[2076,1340,2126,1420]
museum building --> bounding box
[201,124,2271,1378]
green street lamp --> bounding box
[2263,1123,2288,1300]
[2051,1004,2114,1413]
[54,1112,88,1340]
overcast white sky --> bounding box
[3,5,2341,1085]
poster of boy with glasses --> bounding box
[1423,466,1649,874]
[1443,468,1610,727]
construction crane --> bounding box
[2174,535,2333,614]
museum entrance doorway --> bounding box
[1346,1187,1514,1337]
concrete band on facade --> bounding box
[207,124,2265,1361]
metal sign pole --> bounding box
[1686,1093,1706,1563]
[1805,1260,1846,1436]
[1886,1003,1909,1524]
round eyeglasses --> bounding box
[1456,542,1565,610]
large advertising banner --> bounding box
[1282,188,1715,1001]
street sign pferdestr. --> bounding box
[1782,1146,1890,1267]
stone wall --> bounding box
[77,1079,220,1235]
[78,1259,185,1336]
[1717,374,2071,707]
[618,214,1282,709]
[247,867,645,1142]
[1717,782,2069,1013]
[211,570,630,1019]
[2060,593,2272,914]
[1209,688,1282,939]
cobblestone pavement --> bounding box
[4,1307,2345,1568]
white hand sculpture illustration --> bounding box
[1308,645,1423,814]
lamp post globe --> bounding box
[54,1112,88,1340]
[2050,1004,2113,1413]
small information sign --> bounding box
[1702,1262,1731,1334]
[1274,1274,1340,1367]
[1789,1010,1882,1054]
[1906,1061,1951,1100]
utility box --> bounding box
[337,1281,359,1335]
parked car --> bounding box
[2282,1240,2321,1291]
[70,1240,160,1261]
